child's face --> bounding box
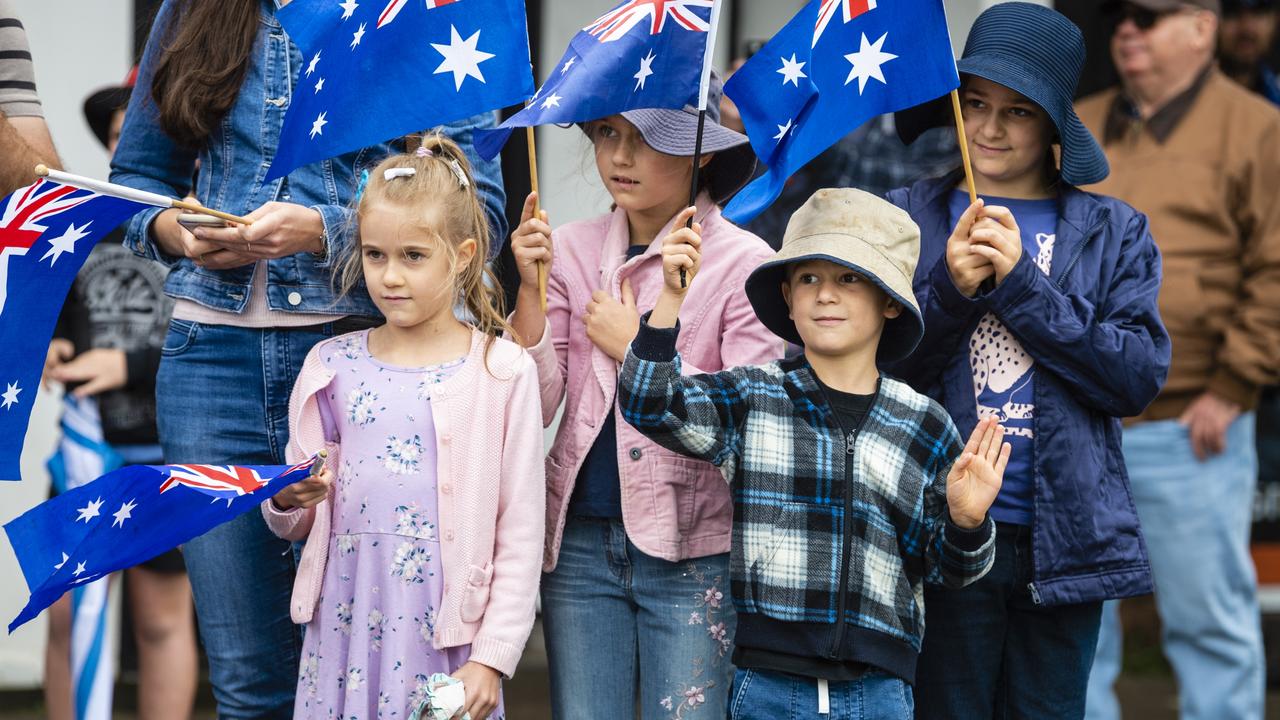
[359,202,475,331]
[960,77,1056,194]
[587,115,697,219]
[782,260,901,358]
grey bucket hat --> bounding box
[744,188,924,362]
[590,70,758,204]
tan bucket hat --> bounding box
[743,188,924,361]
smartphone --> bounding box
[176,213,229,234]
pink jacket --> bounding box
[529,194,780,571]
[261,330,546,678]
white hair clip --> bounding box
[447,159,470,188]
[383,167,417,181]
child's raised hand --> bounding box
[945,417,1010,529]
[270,465,332,511]
[967,205,1023,286]
[451,660,501,720]
[510,191,552,290]
[945,199,995,297]
[660,206,702,296]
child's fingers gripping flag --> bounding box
[475,0,718,160]
[266,0,535,181]
[0,180,150,480]
[722,0,959,224]
[3,458,318,632]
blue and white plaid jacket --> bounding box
[619,321,996,682]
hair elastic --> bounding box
[354,169,370,201]
[416,146,434,157]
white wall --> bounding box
[0,0,132,690]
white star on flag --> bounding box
[40,220,92,266]
[844,32,897,94]
[431,25,495,90]
[351,22,367,48]
[774,118,794,141]
[777,54,807,86]
[634,50,656,91]
[310,112,328,139]
[306,51,321,77]
[315,77,325,93]
[561,56,576,74]
[1,381,20,410]
[76,497,103,523]
[54,552,68,571]
[112,499,137,528]
[540,93,562,109]
[72,561,87,577]
[339,0,359,20]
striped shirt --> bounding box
[0,2,40,118]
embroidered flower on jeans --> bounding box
[660,696,674,710]
[381,434,423,475]
[391,541,431,584]
[687,611,703,625]
[683,686,706,707]
[702,587,724,608]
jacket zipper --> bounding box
[821,381,880,659]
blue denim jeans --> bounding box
[541,517,735,720]
[728,668,913,720]
[915,523,1102,719]
[157,320,338,719]
[1086,414,1263,720]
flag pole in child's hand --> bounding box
[525,123,548,313]
[949,90,978,205]
[683,0,725,289]
[309,449,328,477]
[34,165,253,225]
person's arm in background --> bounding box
[0,4,61,193]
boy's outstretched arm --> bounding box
[617,207,749,472]
[922,417,1008,588]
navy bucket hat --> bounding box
[897,2,1109,187]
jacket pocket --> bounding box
[654,455,709,535]
[459,562,494,623]
[744,502,811,617]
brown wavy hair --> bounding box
[149,0,260,148]
[337,134,513,368]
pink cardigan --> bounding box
[528,194,780,571]
[261,330,546,678]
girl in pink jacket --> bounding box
[508,72,779,719]
[262,136,545,720]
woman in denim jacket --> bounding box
[109,1,505,717]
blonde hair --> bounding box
[337,133,513,365]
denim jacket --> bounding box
[110,0,506,318]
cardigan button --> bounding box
[441,484,453,495]
[445,530,455,541]
[628,447,642,460]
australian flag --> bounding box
[266,0,535,181]
[4,458,317,631]
[475,0,716,160]
[722,0,958,223]
[0,180,149,480]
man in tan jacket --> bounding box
[1076,1,1280,719]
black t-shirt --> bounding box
[567,243,648,518]
[733,377,876,681]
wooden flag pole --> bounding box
[526,124,547,313]
[35,164,252,225]
[682,109,708,289]
[949,89,978,204]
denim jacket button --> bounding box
[287,291,303,306]
[628,447,642,460]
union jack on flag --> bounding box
[585,0,712,41]
[475,0,719,159]
[4,457,318,631]
[377,0,460,28]
[814,0,877,45]
[0,179,149,480]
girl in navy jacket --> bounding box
[884,4,1171,718]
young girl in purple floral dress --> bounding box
[263,136,546,720]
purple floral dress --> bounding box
[295,331,504,720]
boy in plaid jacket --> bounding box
[618,189,1011,719]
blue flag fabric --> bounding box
[0,180,149,480]
[4,459,316,631]
[475,0,716,160]
[722,0,958,224]
[266,0,535,181]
